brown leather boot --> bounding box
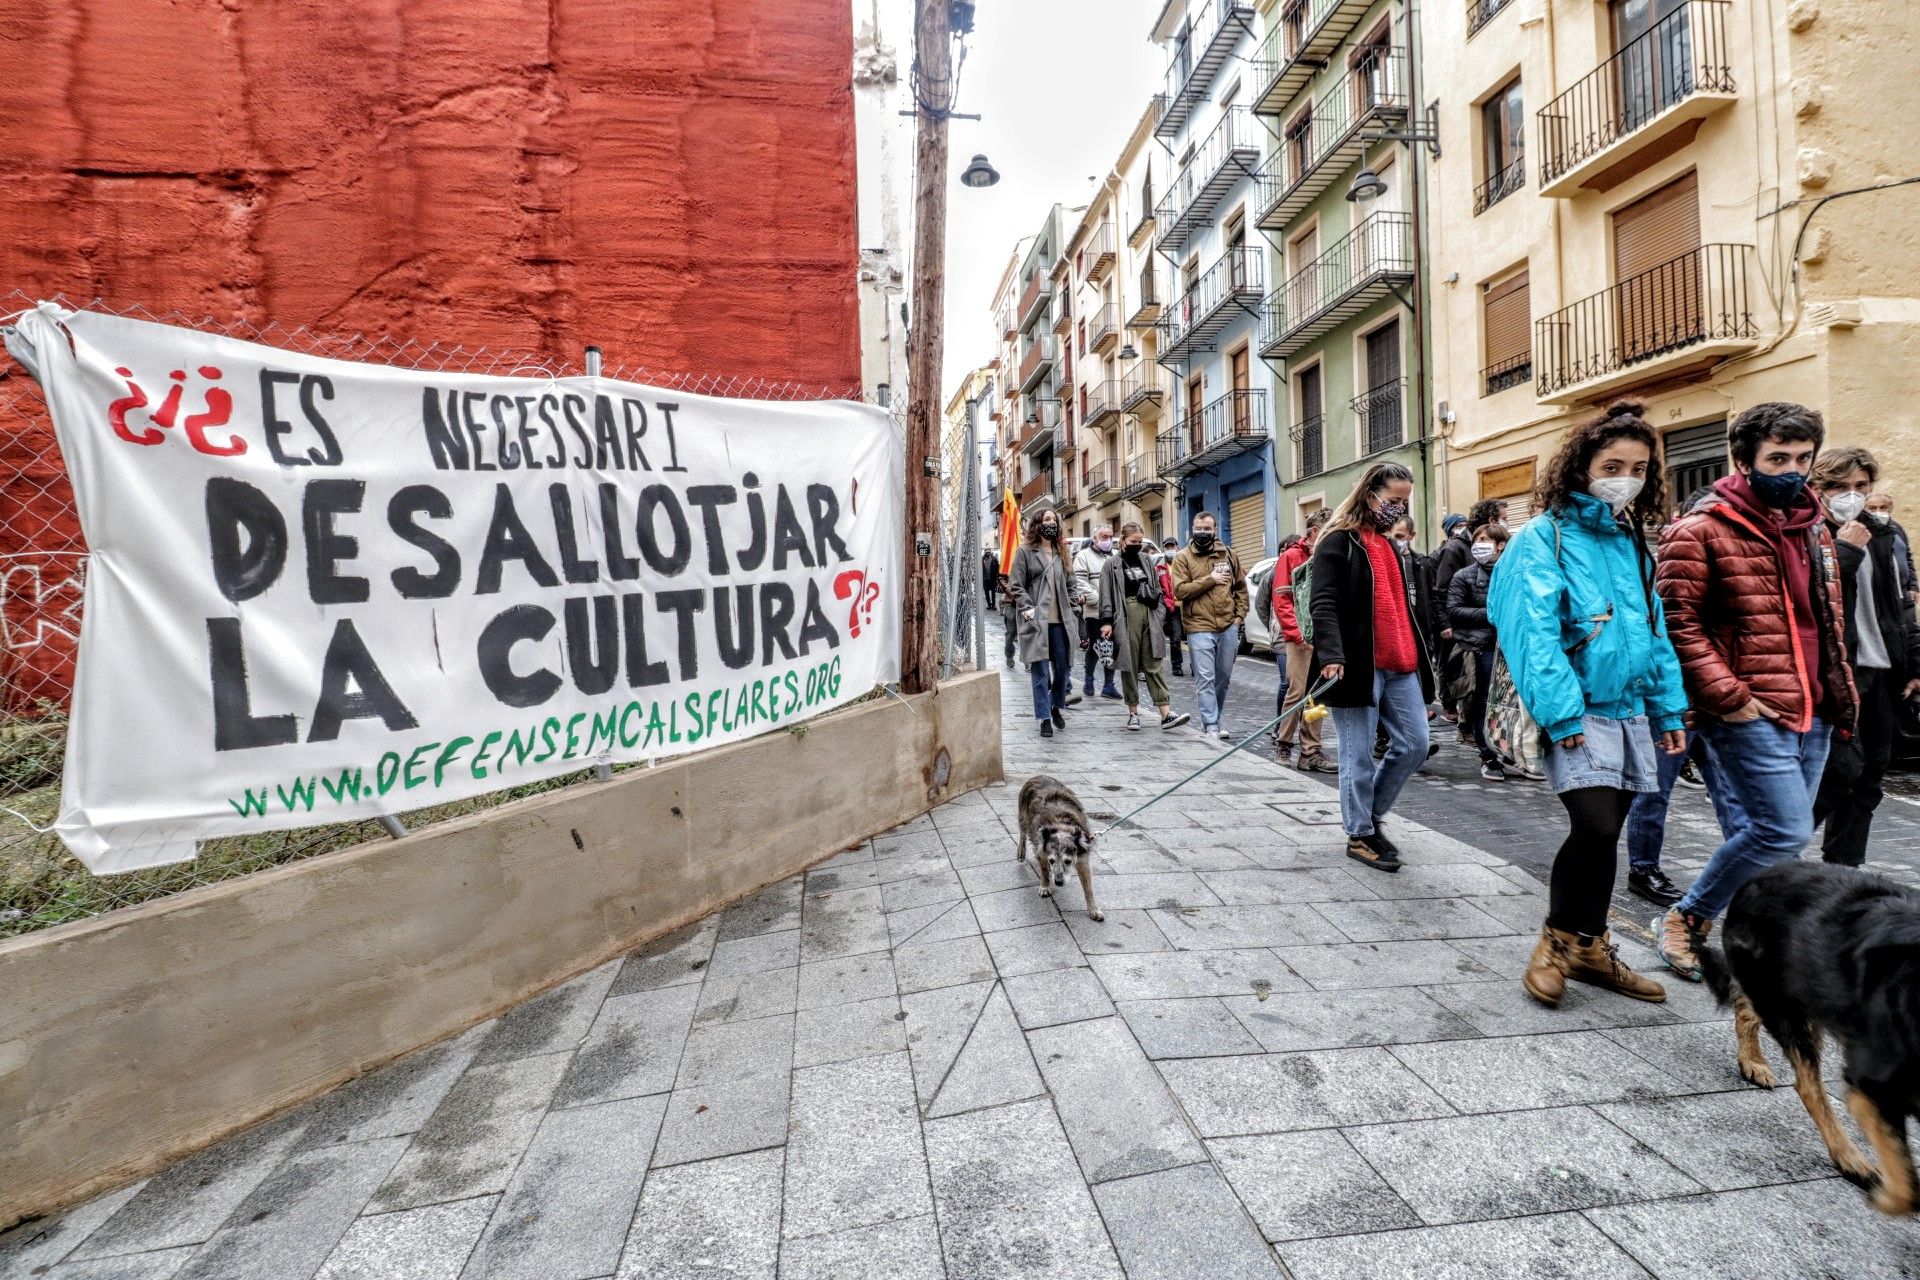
[1522,925,1571,1006]
[1564,930,1667,1003]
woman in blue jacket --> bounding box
[1487,402,1689,1009]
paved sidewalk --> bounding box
[6,660,1920,1279]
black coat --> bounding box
[1309,529,1438,708]
[1833,520,1920,685]
[982,550,1001,590]
[1445,561,1495,652]
[1429,527,1474,605]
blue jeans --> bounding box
[1624,729,1746,873]
[1029,622,1072,721]
[1187,624,1240,730]
[1275,647,1289,717]
[1673,716,1831,920]
[1329,670,1431,837]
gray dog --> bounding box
[1016,774,1102,922]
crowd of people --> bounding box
[982,399,1919,1007]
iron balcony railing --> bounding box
[1157,0,1259,139]
[1122,453,1167,497]
[1474,155,1526,214]
[1290,414,1326,479]
[1537,0,1734,189]
[1083,222,1117,281]
[1466,0,1513,38]
[1020,471,1056,509]
[1019,334,1058,392]
[1121,370,1166,412]
[1166,388,1269,478]
[1154,106,1263,257]
[1127,279,1163,329]
[1483,351,1532,396]
[1085,377,1123,427]
[1159,247,1266,363]
[1352,378,1406,455]
[1019,410,1063,457]
[1534,244,1757,398]
[1053,290,1074,334]
[1089,303,1122,353]
[1259,212,1415,359]
[1257,48,1407,230]
[1251,0,1375,117]
[1086,460,1119,500]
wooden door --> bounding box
[1363,321,1402,452]
[1230,347,1252,437]
[1296,364,1324,477]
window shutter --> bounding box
[1612,171,1700,280]
[1482,270,1531,367]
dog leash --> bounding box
[1102,674,1341,835]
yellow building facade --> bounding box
[1423,0,1920,521]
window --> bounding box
[1477,77,1525,212]
[1481,268,1532,394]
[1295,364,1324,478]
[1282,0,1308,57]
[1352,23,1392,110]
[1361,321,1403,453]
[1285,107,1313,181]
[1479,458,1536,529]
[1612,170,1702,359]
[1077,320,1087,355]
[1230,346,1252,436]
[1611,0,1692,131]
[1225,215,1248,290]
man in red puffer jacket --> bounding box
[1652,402,1857,980]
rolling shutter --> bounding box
[1229,489,1269,558]
[1613,171,1700,280]
[1479,458,1536,532]
[1613,172,1702,361]
[1483,269,1531,369]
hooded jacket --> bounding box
[1656,473,1857,733]
[1831,514,1920,686]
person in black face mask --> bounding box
[1006,508,1082,737]
[1098,522,1191,731]
[1169,512,1248,740]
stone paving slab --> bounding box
[23,652,1920,1278]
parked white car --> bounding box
[1242,555,1281,654]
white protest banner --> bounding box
[4,305,903,873]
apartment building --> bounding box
[1150,0,1282,559]
[943,363,999,559]
[986,242,1030,522]
[1425,0,1920,523]
[1252,0,1434,536]
[1006,208,1074,522]
[1061,103,1180,544]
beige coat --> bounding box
[1169,541,1248,634]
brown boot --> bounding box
[1523,925,1571,1006]
[1564,929,1667,1002]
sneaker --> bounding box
[1480,761,1506,781]
[1518,764,1547,781]
[1274,743,1295,766]
[1101,685,1124,701]
[1126,711,1142,731]
[1298,752,1337,774]
[1051,710,1067,731]
[1425,741,1442,759]
[1677,760,1705,790]
[1440,708,1461,723]
[1629,869,1684,907]
[1218,728,1234,742]
[1345,833,1402,873]
[1039,719,1054,738]
[1161,711,1191,730]
[1065,692,1084,707]
[1083,682,1096,698]
[1655,909,1708,982]
[1369,827,1402,859]
[1457,727,1476,746]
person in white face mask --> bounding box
[1486,402,1690,1009]
[1865,492,1917,602]
[1810,448,1920,867]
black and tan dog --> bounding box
[1699,861,1920,1216]
[1016,774,1102,922]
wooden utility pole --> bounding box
[900,0,951,694]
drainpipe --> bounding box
[1406,0,1435,539]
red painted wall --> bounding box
[0,0,862,711]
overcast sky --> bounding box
[939,0,1167,401]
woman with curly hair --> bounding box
[1486,402,1689,1007]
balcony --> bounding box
[1252,0,1378,118]
[1466,0,1513,38]
[1158,247,1266,366]
[1085,378,1123,429]
[1086,460,1119,502]
[1018,272,1052,329]
[1534,244,1759,405]
[1128,275,1163,329]
[1122,369,1167,416]
[1291,414,1326,479]
[1020,471,1057,510]
[1352,378,1406,455]
[1089,304,1122,354]
[1156,0,1258,140]
[1129,192,1157,249]
[1019,334,1058,393]
[1259,212,1415,360]
[1052,293,1074,336]
[1161,389,1269,479]
[1019,408,1063,457]
[1482,352,1532,396]
[1474,155,1526,215]
[1256,49,1408,233]
[1537,1,1735,198]
[1154,107,1263,258]
[1084,222,1117,282]
[1121,453,1168,499]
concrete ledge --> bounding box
[0,671,1002,1229]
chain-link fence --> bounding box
[0,293,878,939]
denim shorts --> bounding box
[1541,714,1659,794]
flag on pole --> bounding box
[999,487,1020,576]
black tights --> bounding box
[1547,787,1635,937]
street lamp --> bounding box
[1344,168,1388,203]
[960,154,1001,189]
[1117,343,1139,361]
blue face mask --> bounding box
[1748,468,1809,508]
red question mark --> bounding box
[861,581,880,629]
[834,570,868,637]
